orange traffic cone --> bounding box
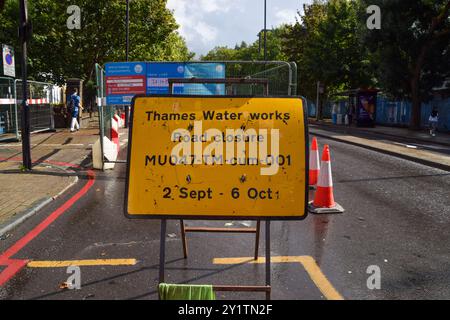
[308,145,344,214]
[309,137,320,189]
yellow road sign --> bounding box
[125,96,308,220]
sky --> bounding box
[167,0,310,58]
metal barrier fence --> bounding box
[0,78,62,141]
[95,61,298,169]
[175,61,297,96]
[168,78,270,96]
[0,77,18,141]
[95,63,114,169]
[95,63,112,141]
[15,79,60,134]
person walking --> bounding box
[428,108,439,137]
[68,88,82,132]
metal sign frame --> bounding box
[96,61,299,169]
[103,61,296,106]
[121,77,306,300]
[158,219,273,300]
[168,78,270,96]
[124,94,310,221]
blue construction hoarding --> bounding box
[105,62,147,105]
[147,62,185,95]
[183,63,225,95]
[308,96,450,132]
[106,62,226,105]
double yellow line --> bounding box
[27,256,343,300]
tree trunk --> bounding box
[409,42,429,130]
[410,75,421,130]
[408,3,450,129]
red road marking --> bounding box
[0,260,29,287]
[0,158,96,286]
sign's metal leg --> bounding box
[265,220,271,300]
[180,219,188,259]
[124,105,129,128]
[98,105,105,171]
[159,219,167,284]
[254,220,261,260]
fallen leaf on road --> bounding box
[60,282,70,289]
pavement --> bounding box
[309,120,450,171]
[0,131,449,300]
[309,119,450,146]
[0,116,100,236]
[0,163,77,230]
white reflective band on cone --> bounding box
[111,118,119,132]
[310,150,320,170]
[114,115,123,128]
[317,161,333,187]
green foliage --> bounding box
[361,0,450,128]
[202,1,378,101]
[0,0,193,85]
[202,26,289,62]
[3,0,448,130]
[202,0,449,129]
[282,0,376,100]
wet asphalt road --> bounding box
[0,135,449,300]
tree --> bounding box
[202,46,238,61]
[362,0,450,129]
[282,1,327,101]
[202,25,289,61]
[0,0,193,86]
[201,27,292,95]
[283,0,376,103]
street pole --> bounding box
[19,0,32,170]
[316,81,320,121]
[126,0,129,61]
[124,0,129,128]
[264,0,267,61]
